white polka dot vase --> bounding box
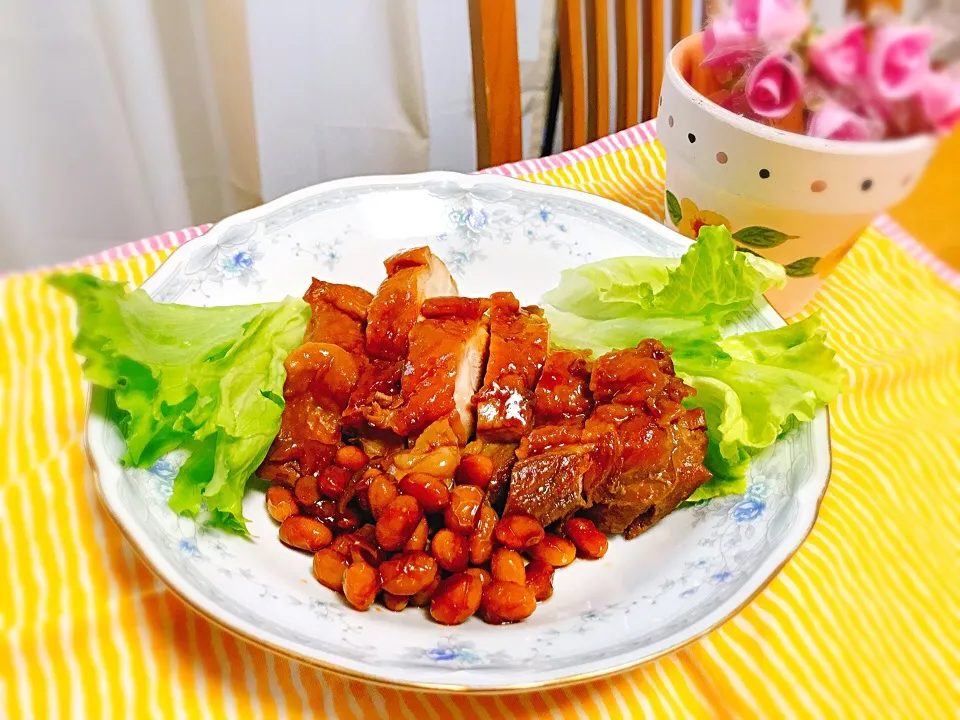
[658,35,939,317]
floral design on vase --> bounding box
[667,192,732,239]
[665,190,832,278]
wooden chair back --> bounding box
[468,0,904,170]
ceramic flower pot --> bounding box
[658,34,939,317]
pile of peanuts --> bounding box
[264,445,609,625]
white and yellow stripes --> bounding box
[1,137,958,718]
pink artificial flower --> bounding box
[918,71,960,134]
[808,22,867,87]
[702,10,759,68]
[745,53,803,118]
[701,0,808,68]
[868,26,934,100]
[807,101,876,141]
[757,0,809,49]
[730,0,760,34]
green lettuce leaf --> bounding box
[542,228,841,506]
[676,315,844,453]
[543,256,678,319]
[675,314,843,502]
[546,307,726,361]
[544,226,785,324]
[639,226,785,323]
[50,272,310,534]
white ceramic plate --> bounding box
[85,171,831,692]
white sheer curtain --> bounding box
[0,0,252,270]
[0,0,554,272]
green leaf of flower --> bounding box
[732,226,796,248]
[784,257,821,278]
[666,190,682,226]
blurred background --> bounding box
[2,0,957,271]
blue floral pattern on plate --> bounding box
[88,172,831,690]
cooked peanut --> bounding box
[444,485,484,534]
[335,445,369,472]
[382,591,409,612]
[494,513,545,550]
[480,581,537,624]
[297,442,337,477]
[404,517,429,552]
[564,517,609,560]
[398,472,450,514]
[408,574,441,607]
[431,528,469,573]
[313,548,349,591]
[490,547,526,584]
[258,462,299,486]
[378,551,438,596]
[342,560,379,611]
[318,465,351,500]
[265,485,297,523]
[330,531,384,566]
[279,515,332,553]
[342,468,378,513]
[526,533,577,567]
[294,475,321,506]
[465,567,492,588]
[375,495,424,551]
[456,454,494,489]
[524,559,555,601]
[469,503,498,565]
[300,498,339,527]
[368,473,399,519]
[335,506,362,533]
[430,573,483,625]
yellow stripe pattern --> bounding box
[2,139,958,718]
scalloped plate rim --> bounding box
[83,170,831,692]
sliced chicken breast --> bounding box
[365,246,458,361]
[389,296,490,444]
[474,292,550,442]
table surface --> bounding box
[1,121,957,719]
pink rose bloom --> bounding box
[745,53,803,118]
[757,0,809,49]
[702,0,808,67]
[701,10,759,68]
[730,0,760,34]
[808,22,867,87]
[808,102,876,141]
[918,71,960,134]
[868,26,934,100]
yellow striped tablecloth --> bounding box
[2,127,958,719]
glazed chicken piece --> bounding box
[503,350,602,526]
[302,278,373,354]
[384,297,490,444]
[365,246,458,361]
[469,293,550,508]
[259,280,373,482]
[583,340,711,538]
[346,247,458,434]
[533,349,594,426]
[474,292,550,442]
